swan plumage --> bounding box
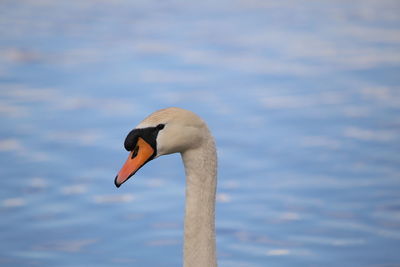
[115,107,217,267]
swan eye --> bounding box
[156,124,165,130]
[131,145,139,159]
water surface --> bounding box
[1,1,400,266]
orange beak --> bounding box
[115,137,155,187]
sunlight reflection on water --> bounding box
[1,0,400,266]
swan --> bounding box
[115,107,217,267]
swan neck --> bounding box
[181,136,217,267]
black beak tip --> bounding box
[114,175,121,188]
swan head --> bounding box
[115,107,207,187]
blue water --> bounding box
[1,1,400,266]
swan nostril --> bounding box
[131,145,139,159]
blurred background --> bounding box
[1,0,400,266]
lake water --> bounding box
[1,1,400,266]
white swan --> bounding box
[115,107,217,267]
